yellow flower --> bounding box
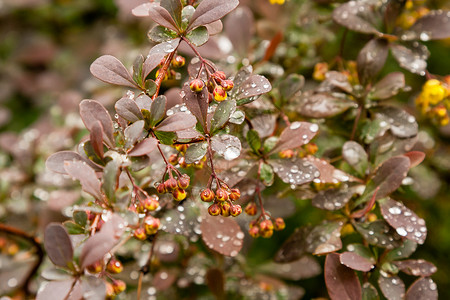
[422,79,446,105]
[269,0,285,4]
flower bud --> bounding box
[165,178,178,190]
[168,154,178,165]
[172,55,185,68]
[213,71,227,81]
[213,86,227,102]
[274,218,285,231]
[200,188,215,202]
[156,182,166,194]
[178,174,190,189]
[175,144,188,153]
[305,143,318,155]
[86,261,102,274]
[106,282,115,298]
[230,204,242,217]
[313,62,328,81]
[245,202,258,216]
[260,229,273,238]
[221,202,231,217]
[229,188,241,201]
[221,79,234,91]
[155,69,169,81]
[144,216,160,235]
[107,258,123,274]
[172,187,187,201]
[215,188,228,202]
[248,226,260,238]
[144,197,159,211]
[134,227,147,241]
[112,280,126,294]
[208,203,221,216]
[259,220,274,232]
[190,79,204,92]
[279,149,294,159]
[136,202,146,213]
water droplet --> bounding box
[389,206,402,215]
[310,124,319,132]
[290,122,301,130]
[396,227,408,236]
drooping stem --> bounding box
[0,223,44,297]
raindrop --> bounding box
[396,227,408,236]
[310,124,319,132]
[388,206,402,215]
[290,122,301,130]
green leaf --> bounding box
[247,129,261,154]
[210,99,236,134]
[102,159,120,202]
[263,136,278,154]
[185,141,208,164]
[64,221,85,234]
[342,141,368,177]
[150,95,167,127]
[155,131,177,145]
[260,162,274,186]
[145,79,157,95]
[148,25,178,43]
[132,55,144,87]
[384,240,417,262]
[186,26,209,46]
[83,140,105,166]
[73,211,87,227]
[362,283,379,300]
[160,0,183,29]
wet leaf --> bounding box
[44,224,73,268]
[148,25,177,43]
[260,162,274,186]
[295,93,357,118]
[405,277,438,300]
[185,141,208,164]
[124,120,145,149]
[128,137,158,157]
[186,26,209,46]
[64,160,102,199]
[340,251,374,272]
[307,221,344,255]
[379,198,427,244]
[74,211,88,227]
[269,157,320,186]
[145,3,179,31]
[362,282,379,300]
[188,0,239,31]
[247,129,261,153]
[148,96,166,128]
[306,156,357,184]
[312,186,355,211]
[90,55,136,88]
[342,141,368,177]
[354,220,403,249]
[259,256,321,280]
[279,74,305,101]
[46,151,87,174]
[378,275,405,300]
[153,269,178,291]
[332,1,380,34]
[270,122,319,154]
[36,279,76,300]
[115,97,143,123]
[210,99,236,134]
[155,131,177,145]
[145,39,181,78]
[384,239,418,262]
[156,112,197,132]
[318,71,353,93]
[102,159,120,201]
[205,20,223,35]
[64,221,85,235]
[373,106,418,138]
[390,44,428,75]
[160,0,183,29]
[357,39,389,85]
[80,215,125,269]
[89,121,104,159]
[325,253,362,300]
[251,114,277,138]
[211,134,241,161]
[403,151,425,168]
[160,200,201,237]
[81,276,106,300]
[274,226,311,263]
[80,100,115,147]
[181,83,209,129]
[369,72,405,100]
[407,10,450,41]
[206,268,225,299]
[235,75,272,103]
[394,259,437,277]
[346,244,376,263]
[224,7,254,56]
[200,215,244,257]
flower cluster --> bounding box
[201,185,242,217]
[415,78,450,126]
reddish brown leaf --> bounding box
[270,122,318,154]
[262,31,283,62]
[46,151,86,174]
[407,10,450,41]
[357,38,389,84]
[115,97,143,123]
[89,121,104,159]
[405,277,438,300]
[332,1,380,34]
[224,7,254,55]
[370,72,405,100]
[325,253,362,300]
[155,112,197,132]
[181,83,209,129]
[153,269,178,291]
[79,100,115,147]
[378,275,405,300]
[128,137,158,157]
[90,55,136,88]
[200,215,244,257]
[394,259,437,277]
[64,161,102,200]
[340,252,374,272]
[36,279,75,300]
[403,151,425,168]
[188,0,239,31]
[44,224,74,268]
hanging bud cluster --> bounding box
[189,69,234,103]
[155,55,185,82]
[248,217,285,239]
[201,184,242,218]
[156,170,191,202]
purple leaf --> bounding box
[260,256,322,281]
[81,276,106,300]
[90,121,104,159]
[390,43,428,75]
[332,1,380,34]
[115,97,143,123]
[211,134,242,161]
[357,38,389,84]
[274,226,310,263]
[79,100,115,147]
[379,198,427,244]
[378,275,405,300]
[340,252,374,272]
[46,151,86,174]
[144,39,181,79]
[160,0,183,29]
[224,7,254,56]
[80,215,125,269]
[406,10,450,41]
[270,122,319,154]
[355,220,403,249]
[135,3,179,31]
[150,95,167,127]
[312,186,356,211]
[155,112,197,132]
[394,259,437,277]
[370,72,405,100]
[36,279,76,300]
[44,224,73,268]
[181,82,209,129]
[90,55,136,88]
[325,253,362,300]
[124,120,145,149]
[373,106,418,138]
[305,156,358,184]
[269,157,320,186]
[306,221,344,255]
[132,3,152,17]
[405,277,438,300]
[295,92,357,118]
[200,215,244,257]
[128,137,158,157]
[188,0,239,31]
[205,20,223,35]
[64,161,102,200]
[404,151,425,168]
[235,75,272,102]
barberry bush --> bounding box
[1,0,450,299]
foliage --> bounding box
[1,0,450,299]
